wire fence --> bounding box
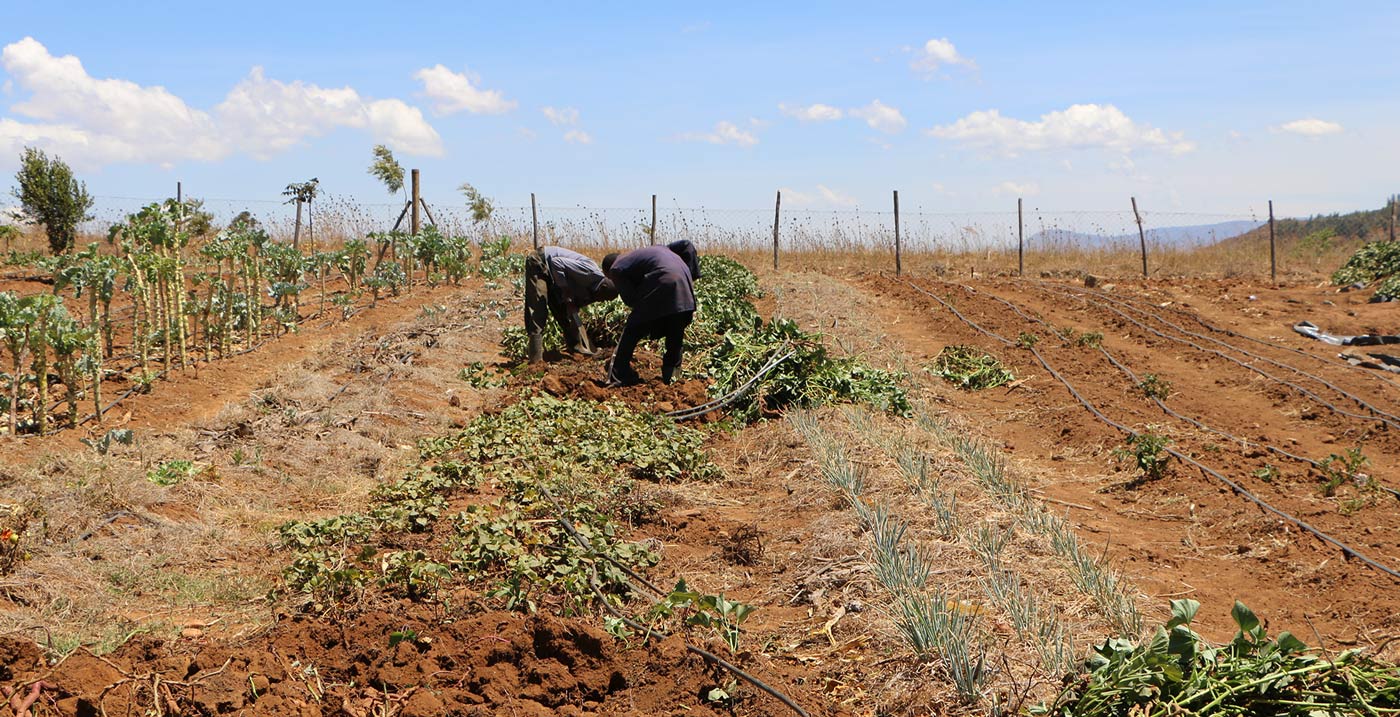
[74,192,1264,249]
[12,189,1342,278]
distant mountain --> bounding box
[1030,220,1263,249]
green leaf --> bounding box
[1166,598,1200,629]
[1231,601,1263,644]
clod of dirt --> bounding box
[722,524,764,566]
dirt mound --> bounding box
[529,354,717,418]
[3,603,816,716]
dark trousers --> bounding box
[611,311,694,383]
[524,252,587,350]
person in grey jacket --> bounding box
[601,240,700,385]
[524,246,617,363]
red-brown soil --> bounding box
[6,264,1400,715]
[0,604,829,717]
[851,271,1400,643]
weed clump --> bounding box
[927,345,1014,391]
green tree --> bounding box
[458,183,494,226]
[11,147,94,255]
[368,145,405,201]
[282,178,320,250]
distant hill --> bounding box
[1031,220,1263,249]
[1215,200,1397,252]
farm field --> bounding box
[2,246,1398,715]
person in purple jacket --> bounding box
[601,240,701,386]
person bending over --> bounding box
[524,246,618,364]
[601,240,701,386]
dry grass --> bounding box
[0,283,513,656]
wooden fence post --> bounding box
[1268,200,1277,284]
[1131,196,1148,279]
[772,190,781,271]
[531,193,540,250]
[650,194,657,245]
[893,190,902,275]
[1017,197,1024,278]
[410,169,421,236]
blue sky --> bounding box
[0,0,1396,219]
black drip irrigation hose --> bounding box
[897,276,1400,583]
[941,281,1400,502]
[663,347,797,421]
[538,486,812,717]
[1039,281,1400,429]
[1088,285,1400,420]
[1034,282,1400,431]
[1124,292,1400,392]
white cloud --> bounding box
[779,187,815,205]
[1,36,224,165]
[413,64,515,115]
[817,184,858,207]
[779,103,844,122]
[1277,118,1343,136]
[849,100,907,134]
[217,67,443,158]
[0,37,444,166]
[542,106,580,127]
[993,181,1040,197]
[911,37,976,76]
[928,103,1194,156]
[680,121,758,147]
[541,106,593,144]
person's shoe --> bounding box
[567,344,596,357]
[526,335,544,364]
[602,374,642,388]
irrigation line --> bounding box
[1038,282,1400,429]
[1034,282,1400,431]
[1085,285,1400,419]
[664,347,797,421]
[538,486,812,717]
[1117,292,1400,392]
[945,281,1400,502]
[896,276,1400,583]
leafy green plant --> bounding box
[377,550,451,600]
[1017,331,1040,348]
[147,459,199,486]
[1253,464,1279,483]
[1077,331,1104,348]
[1113,430,1172,484]
[1319,445,1369,497]
[649,579,756,655]
[81,428,134,455]
[459,361,508,388]
[1332,240,1400,286]
[928,345,1014,391]
[1035,599,1400,716]
[1137,373,1172,400]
